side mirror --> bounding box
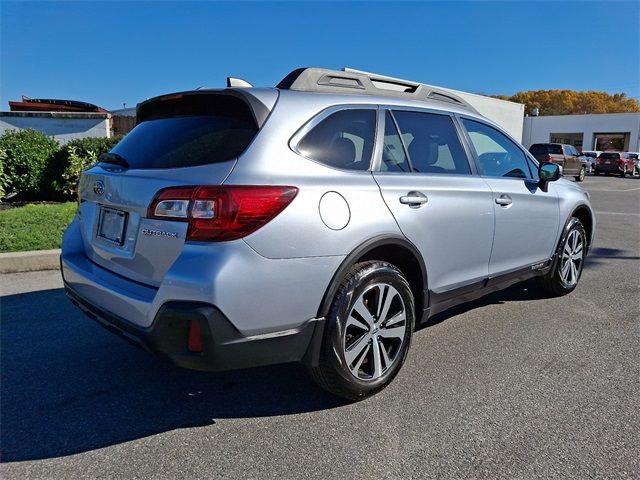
[538,162,560,192]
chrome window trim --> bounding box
[289,104,379,173]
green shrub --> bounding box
[0,148,10,200]
[0,129,60,198]
[46,135,124,199]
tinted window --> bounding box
[463,119,532,179]
[381,111,410,172]
[392,111,470,175]
[110,96,259,169]
[530,144,563,155]
[297,109,376,171]
[600,152,621,159]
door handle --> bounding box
[399,191,428,207]
[495,194,513,207]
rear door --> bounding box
[78,91,273,286]
[460,118,560,276]
[373,109,494,296]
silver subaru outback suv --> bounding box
[61,67,595,400]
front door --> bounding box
[460,118,561,276]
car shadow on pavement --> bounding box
[583,247,640,269]
[418,279,550,330]
[0,288,345,462]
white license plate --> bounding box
[605,160,611,164]
[97,207,127,245]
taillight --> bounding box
[547,154,553,162]
[148,185,298,242]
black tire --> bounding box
[310,261,415,400]
[537,217,587,296]
[575,166,585,182]
[594,170,600,176]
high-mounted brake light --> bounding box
[148,185,298,242]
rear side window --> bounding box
[297,109,376,171]
[110,94,258,169]
[392,111,471,175]
[530,144,563,155]
[462,118,532,179]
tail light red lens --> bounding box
[187,319,202,353]
[148,185,298,242]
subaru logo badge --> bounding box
[93,180,105,196]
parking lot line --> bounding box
[594,211,640,216]
[586,187,640,192]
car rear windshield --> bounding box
[108,94,258,169]
[600,152,621,159]
[529,144,562,155]
[583,152,597,157]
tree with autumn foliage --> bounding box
[491,90,640,116]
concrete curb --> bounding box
[0,249,61,274]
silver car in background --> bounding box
[580,150,600,173]
[61,67,595,399]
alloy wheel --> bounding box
[560,229,584,286]
[343,283,407,381]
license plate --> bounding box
[97,207,127,245]
[605,160,611,164]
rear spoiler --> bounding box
[136,89,278,128]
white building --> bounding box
[433,87,525,141]
[0,111,111,144]
[522,113,640,152]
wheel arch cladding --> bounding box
[572,206,593,252]
[318,235,427,321]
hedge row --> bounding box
[0,129,123,200]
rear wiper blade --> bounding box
[99,152,130,168]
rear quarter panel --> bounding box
[226,93,403,259]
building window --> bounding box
[550,133,583,149]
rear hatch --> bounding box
[598,152,620,166]
[77,90,277,287]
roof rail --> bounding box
[276,67,478,113]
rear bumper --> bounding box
[65,283,324,371]
[595,164,623,173]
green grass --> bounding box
[0,202,77,252]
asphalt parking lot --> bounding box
[1,174,638,479]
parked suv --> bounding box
[529,143,587,181]
[61,67,595,400]
[595,151,635,177]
